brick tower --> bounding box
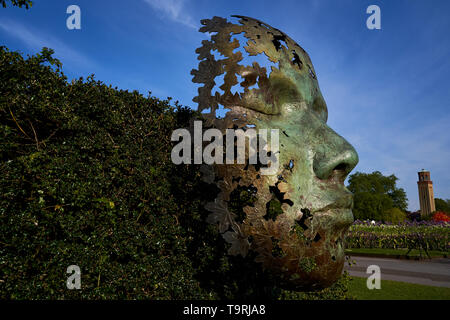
[417,169,436,216]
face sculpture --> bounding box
[191,16,359,290]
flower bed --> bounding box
[345,220,450,252]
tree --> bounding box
[347,171,408,222]
[0,0,32,9]
[435,198,450,214]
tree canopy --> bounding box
[347,171,408,222]
[435,198,450,214]
[0,0,32,9]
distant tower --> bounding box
[417,169,436,216]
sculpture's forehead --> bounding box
[198,15,314,67]
[192,15,321,124]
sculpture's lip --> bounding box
[331,207,354,226]
[312,194,353,213]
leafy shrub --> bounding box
[0,46,212,299]
[279,271,355,300]
[406,211,421,222]
[382,207,406,224]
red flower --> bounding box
[432,211,450,222]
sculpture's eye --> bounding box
[312,96,328,123]
[271,77,301,102]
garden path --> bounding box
[344,256,450,288]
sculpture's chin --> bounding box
[257,209,353,291]
[276,242,346,291]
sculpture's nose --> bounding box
[312,127,358,181]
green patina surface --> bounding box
[192,15,359,290]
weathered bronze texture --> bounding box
[191,15,359,290]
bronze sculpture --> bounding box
[191,15,358,290]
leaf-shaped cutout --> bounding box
[205,200,233,233]
[199,164,215,184]
[222,231,249,257]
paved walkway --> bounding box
[344,256,450,288]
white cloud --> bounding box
[0,19,95,70]
[143,0,197,29]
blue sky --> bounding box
[1,0,449,211]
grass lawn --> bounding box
[345,248,448,259]
[348,276,450,300]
